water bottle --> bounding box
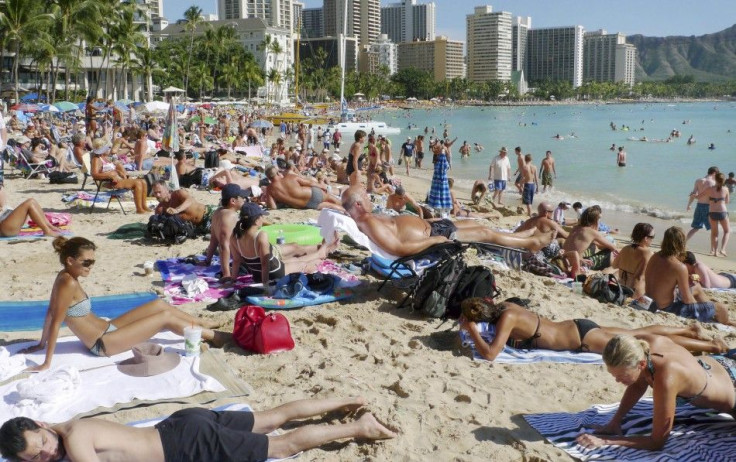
[277,229,285,245]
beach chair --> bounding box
[376,241,464,291]
[80,153,128,215]
[17,147,53,179]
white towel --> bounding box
[0,346,28,381]
[16,366,80,406]
[317,208,398,260]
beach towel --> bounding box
[524,398,736,461]
[474,243,524,271]
[129,403,298,462]
[107,222,148,239]
[458,322,603,364]
[317,208,397,259]
[427,152,452,211]
[0,212,73,240]
[370,253,439,279]
[0,292,158,332]
[158,256,255,305]
[0,332,225,424]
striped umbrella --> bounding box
[161,100,180,190]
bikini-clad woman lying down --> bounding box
[20,237,229,371]
[458,297,727,361]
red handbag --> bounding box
[234,305,295,354]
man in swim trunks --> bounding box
[0,397,396,462]
[616,146,626,167]
[686,166,718,241]
[488,147,511,206]
[152,180,215,235]
[386,185,424,218]
[562,205,618,273]
[203,184,250,282]
[645,226,734,325]
[539,150,556,193]
[520,153,538,216]
[264,166,343,211]
[342,186,556,257]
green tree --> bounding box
[183,6,203,99]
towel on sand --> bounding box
[158,256,255,305]
[458,322,603,364]
[524,398,736,461]
[1,332,225,424]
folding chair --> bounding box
[377,241,465,292]
[81,152,128,215]
[17,147,53,179]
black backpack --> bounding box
[583,274,632,305]
[409,254,467,318]
[204,151,219,169]
[49,171,79,184]
[445,266,499,319]
[146,214,197,245]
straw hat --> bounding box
[117,343,181,377]
[92,138,111,155]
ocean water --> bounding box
[377,102,736,220]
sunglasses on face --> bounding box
[79,259,96,268]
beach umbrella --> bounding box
[188,115,217,125]
[20,92,42,103]
[162,100,180,190]
[53,101,78,112]
[162,86,185,94]
[39,104,60,113]
[250,119,273,129]
[10,103,40,113]
[117,98,135,105]
[144,101,170,114]
[114,101,131,112]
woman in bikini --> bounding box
[19,237,227,371]
[89,138,149,214]
[706,172,730,256]
[458,298,727,362]
[229,203,339,295]
[577,334,736,450]
[611,223,655,299]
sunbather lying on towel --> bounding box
[0,184,62,237]
[577,334,736,451]
[264,166,343,211]
[459,297,727,362]
[18,237,229,371]
[230,203,339,294]
[0,396,396,462]
[342,186,556,257]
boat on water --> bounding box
[331,120,401,135]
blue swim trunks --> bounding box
[522,183,535,205]
[493,180,507,191]
[651,298,716,322]
[691,202,711,230]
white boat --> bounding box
[332,120,401,135]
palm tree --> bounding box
[268,68,281,103]
[132,47,162,102]
[183,6,203,98]
[257,34,274,103]
[219,59,239,99]
[109,2,145,100]
[268,39,284,103]
[242,59,263,101]
[0,0,53,103]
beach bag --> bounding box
[146,214,196,245]
[445,266,499,320]
[410,253,467,318]
[142,171,160,196]
[583,274,632,305]
[49,171,78,184]
[204,151,219,169]
[233,305,295,354]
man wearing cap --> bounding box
[203,184,250,281]
[342,186,556,257]
[152,180,216,234]
[264,166,343,211]
[489,147,511,206]
[399,136,414,176]
[0,397,396,462]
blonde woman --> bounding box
[577,334,736,451]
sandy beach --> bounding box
[2,159,735,461]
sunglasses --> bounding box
[79,259,96,268]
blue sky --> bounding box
[165,1,736,40]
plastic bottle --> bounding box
[277,229,286,245]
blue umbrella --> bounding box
[250,119,273,129]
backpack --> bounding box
[409,254,467,318]
[445,266,499,319]
[49,171,79,184]
[146,214,197,245]
[583,274,632,305]
[204,151,219,169]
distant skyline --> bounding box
[165,1,736,41]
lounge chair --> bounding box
[80,152,129,215]
[16,146,53,179]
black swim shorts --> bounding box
[155,408,269,462]
[429,218,458,239]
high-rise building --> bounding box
[359,34,398,75]
[397,35,464,81]
[293,1,304,32]
[466,6,513,83]
[323,0,380,48]
[380,0,436,43]
[526,25,585,88]
[512,16,531,73]
[583,30,636,86]
[300,7,324,38]
[218,0,294,31]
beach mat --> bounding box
[0,292,158,332]
[458,322,603,364]
[246,287,356,310]
[524,398,736,461]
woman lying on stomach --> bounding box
[20,237,228,371]
[577,334,736,450]
[458,297,727,362]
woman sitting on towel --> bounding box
[459,297,727,362]
[577,334,736,450]
[89,138,149,214]
[19,237,228,371]
[611,223,655,299]
[230,203,339,294]
[0,182,62,237]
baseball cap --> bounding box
[406,136,411,141]
[240,202,269,219]
[222,183,251,203]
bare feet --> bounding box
[719,251,728,257]
[207,330,231,348]
[687,322,705,339]
[713,336,729,353]
[356,413,397,440]
[43,229,62,237]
